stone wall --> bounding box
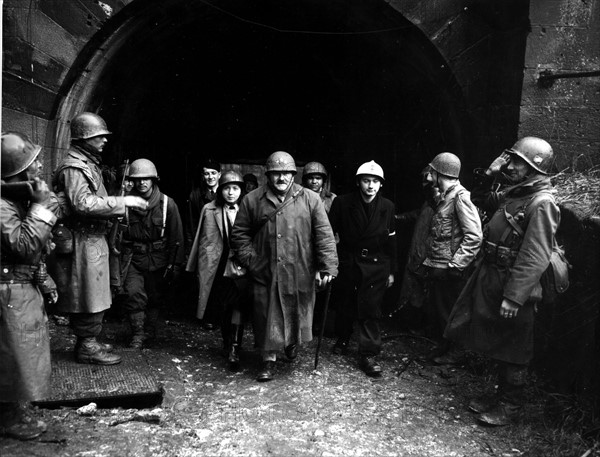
[520,0,600,171]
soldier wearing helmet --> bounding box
[328,160,397,377]
[421,153,482,365]
[445,137,561,426]
[187,170,250,371]
[0,132,59,440]
[119,158,184,349]
[48,113,148,366]
[231,151,338,382]
[302,161,337,213]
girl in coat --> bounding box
[186,170,248,370]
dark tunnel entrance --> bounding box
[64,0,469,215]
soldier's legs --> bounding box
[122,265,148,348]
[71,312,121,365]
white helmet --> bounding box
[356,160,384,181]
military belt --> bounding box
[69,219,110,235]
[482,240,518,268]
[0,264,37,283]
[125,239,167,254]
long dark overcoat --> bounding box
[230,184,338,351]
[328,191,397,319]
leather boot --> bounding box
[0,403,47,441]
[468,394,498,414]
[129,312,146,349]
[77,337,122,365]
[74,339,113,354]
[477,401,521,426]
[256,361,275,382]
[228,324,244,371]
[477,383,524,426]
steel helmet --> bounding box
[507,137,554,174]
[128,158,159,179]
[1,132,42,178]
[70,112,112,140]
[218,170,244,190]
[429,152,461,178]
[265,151,297,174]
[303,161,328,178]
[356,160,384,181]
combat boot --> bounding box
[129,312,146,349]
[228,324,244,371]
[76,337,122,365]
[477,401,521,426]
[74,339,114,354]
[0,403,47,441]
[477,382,525,426]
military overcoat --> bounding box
[230,184,338,351]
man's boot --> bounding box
[478,366,526,426]
[129,312,146,349]
[228,324,244,371]
[0,402,47,441]
[77,337,122,365]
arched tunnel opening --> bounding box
[57,0,471,310]
[66,0,469,215]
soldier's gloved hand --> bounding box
[123,196,149,211]
[486,152,511,176]
[31,178,50,205]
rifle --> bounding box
[0,180,35,200]
[163,242,181,285]
[108,159,130,255]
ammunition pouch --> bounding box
[52,223,74,254]
[482,241,518,268]
[125,239,167,255]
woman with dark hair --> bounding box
[186,170,249,370]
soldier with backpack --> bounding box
[445,137,564,426]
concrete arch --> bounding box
[52,0,474,207]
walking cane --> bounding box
[314,281,333,370]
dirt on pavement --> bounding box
[0,313,595,457]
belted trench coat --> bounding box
[49,146,126,314]
[230,184,338,351]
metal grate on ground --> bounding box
[34,349,162,408]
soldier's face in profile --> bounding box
[358,175,382,198]
[25,158,43,180]
[85,135,108,153]
[305,174,324,193]
[267,172,294,195]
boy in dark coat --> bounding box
[328,161,397,377]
